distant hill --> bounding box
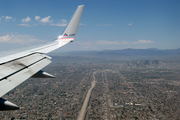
[51,48,180,60]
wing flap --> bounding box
[0,53,49,80]
[0,53,51,97]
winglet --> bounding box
[57,5,84,41]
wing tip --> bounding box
[78,5,85,7]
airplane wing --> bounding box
[0,5,84,111]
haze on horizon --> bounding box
[0,0,179,53]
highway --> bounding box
[77,71,97,120]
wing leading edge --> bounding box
[0,5,84,110]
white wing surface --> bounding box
[0,5,84,110]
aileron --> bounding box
[0,53,50,81]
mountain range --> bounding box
[51,48,180,60]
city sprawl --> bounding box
[0,56,180,119]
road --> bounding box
[77,71,97,120]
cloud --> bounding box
[96,40,154,45]
[51,23,67,26]
[51,19,67,26]
[75,41,93,49]
[40,16,53,23]
[62,19,67,23]
[134,40,154,44]
[128,23,132,26]
[35,16,40,20]
[0,16,15,22]
[79,23,87,26]
[75,41,92,46]
[18,24,37,27]
[0,35,11,43]
[18,24,31,27]
[0,16,5,21]
[22,17,31,22]
[96,24,112,26]
[0,34,46,44]
[5,16,12,21]
[97,40,130,45]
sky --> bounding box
[0,0,180,53]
